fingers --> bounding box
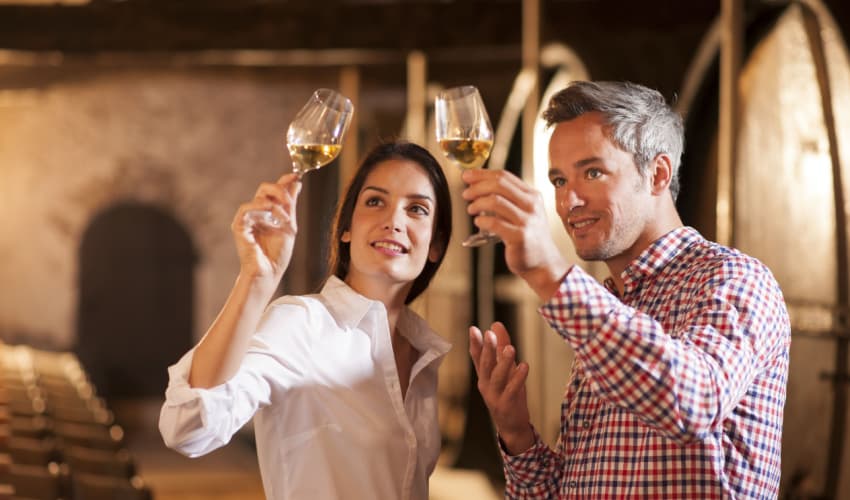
[470,324,521,394]
[487,343,516,392]
[505,361,529,395]
[490,321,512,348]
[461,169,536,205]
[255,173,302,206]
[466,193,529,229]
[233,174,303,232]
[462,172,542,235]
[281,173,303,198]
[469,327,484,373]
[477,330,498,383]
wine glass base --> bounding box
[462,231,501,248]
[246,210,282,228]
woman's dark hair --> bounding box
[327,141,452,304]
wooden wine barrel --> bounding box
[679,1,850,497]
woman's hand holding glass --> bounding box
[234,88,353,290]
[233,173,302,289]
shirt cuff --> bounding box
[162,349,237,424]
[159,349,247,454]
[538,265,621,345]
[498,428,550,487]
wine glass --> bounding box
[434,85,498,247]
[256,88,354,227]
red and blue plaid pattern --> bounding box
[501,227,790,499]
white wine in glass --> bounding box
[287,144,343,174]
[255,88,354,227]
[438,138,493,170]
[435,85,498,247]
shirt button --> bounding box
[568,480,577,489]
[582,420,590,429]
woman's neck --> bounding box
[345,277,409,337]
[377,294,406,339]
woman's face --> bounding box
[342,159,440,295]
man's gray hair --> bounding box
[543,81,684,200]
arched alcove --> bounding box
[76,202,196,400]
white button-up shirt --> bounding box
[159,277,451,500]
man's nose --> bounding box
[560,188,585,213]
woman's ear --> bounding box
[341,230,351,243]
[428,238,444,263]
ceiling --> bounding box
[0,1,847,105]
[0,1,733,52]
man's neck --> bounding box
[605,206,684,296]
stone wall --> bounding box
[0,64,335,349]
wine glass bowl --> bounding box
[287,89,353,177]
[255,88,353,228]
[434,85,498,247]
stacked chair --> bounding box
[0,345,152,499]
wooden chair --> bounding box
[70,473,151,500]
[62,446,136,479]
[8,416,51,440]
[5,437,59,467]
[52,423,124,451]
[0,462,64,500]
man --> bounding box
[463,80,790,499]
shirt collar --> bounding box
[320,275,376,329]
[397,307,452,358]
[607,226,702,294]
[320,276,451,358]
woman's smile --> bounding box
[372,239,408,255]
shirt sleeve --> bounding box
[499,427,565,499]
[540,259,790,443]
[159,297,314,457]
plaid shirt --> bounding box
[501,226,790,499]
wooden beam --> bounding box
[0,3,523,51]
[404,50,427,145]
[717,0,742,247]
[0,1,735,54]
[338,65,360,188]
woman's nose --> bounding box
[383,207,405,232]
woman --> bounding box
[159,141,453,500]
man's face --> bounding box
[547,112,654,266]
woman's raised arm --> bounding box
[189,173,302,388]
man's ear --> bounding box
[649,153,673,195]
[341,230,351,243]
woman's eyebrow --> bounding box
[363,186,433,203]
[407,193,434,203]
